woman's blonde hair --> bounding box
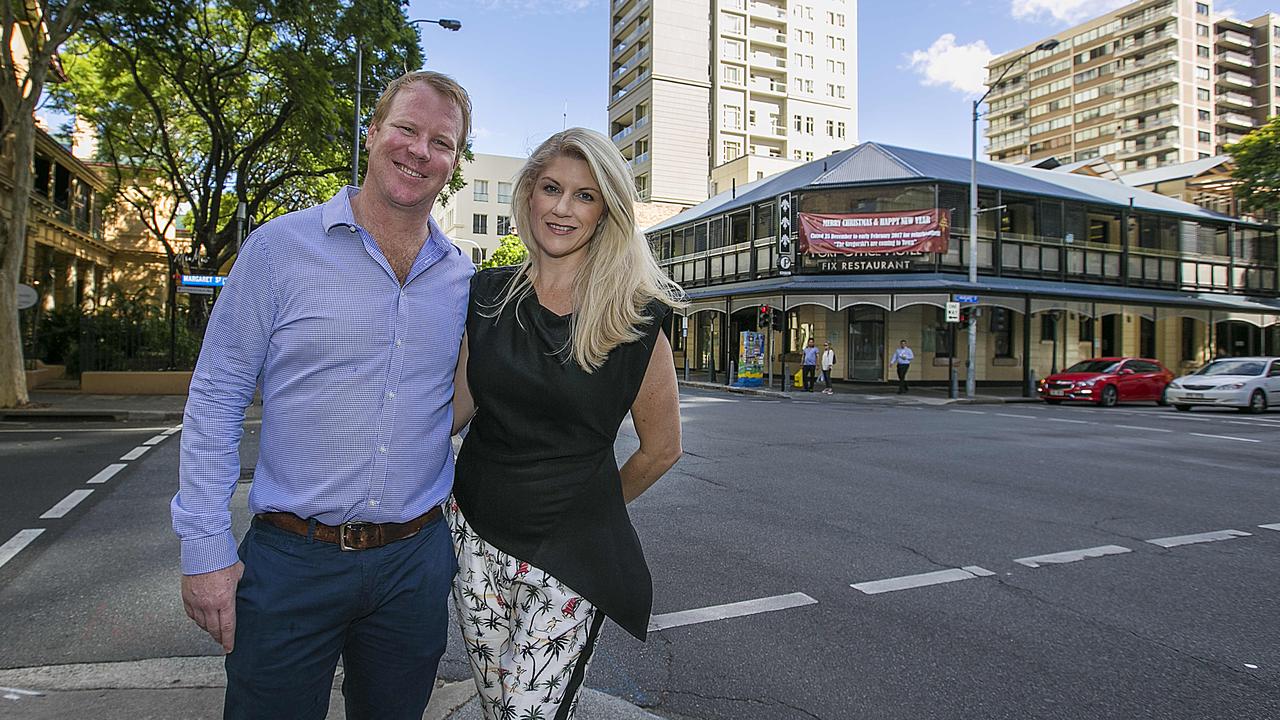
[486,127,686,372]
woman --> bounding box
[820,342,836,395]
[449,127,685,720]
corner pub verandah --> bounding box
[647,142,1280,394]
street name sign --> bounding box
[954,294,979,304]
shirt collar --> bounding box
[321,185,460,260]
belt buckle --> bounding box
[338,521,372,551]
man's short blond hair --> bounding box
[369,71,472,160]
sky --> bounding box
[409,0,1278,160]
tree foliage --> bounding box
[55,0,424,277]
[1226,116,1280,216]
[481,234,527,269]
[0,0,89,407]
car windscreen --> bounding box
[1197,361,1265,377]
[1064,360,1120,373]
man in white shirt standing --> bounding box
[889,339,914,394]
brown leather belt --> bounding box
[254,506,441,551]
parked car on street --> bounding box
[1165,357,1280,413]
[1038,357,1175,407]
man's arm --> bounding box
[620,332,682,504]
[171,232,277,651]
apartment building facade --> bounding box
[985,0,1280,173]
[608,0,858,207]
[432,153,526,264]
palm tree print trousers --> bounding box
[446,499,607,720]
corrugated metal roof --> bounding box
[646,142,1246,233]
[1119,155,1232,188]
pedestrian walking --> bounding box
[172,71,474,720]
[801,338,818,392]
[890,339,914,394]
[820,342,836,394]
[448,127,686,720]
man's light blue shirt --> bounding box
[172,187,473,575]
[891,347,915,365]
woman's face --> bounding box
[527,154,605,265]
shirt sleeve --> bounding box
[171,231,278,575]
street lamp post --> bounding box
[967,37,1059,398]
[351,18,462,187]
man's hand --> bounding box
[181,562,245,653]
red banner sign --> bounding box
[799,209,951,255]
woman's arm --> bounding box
[451,331,476,436]
[620,330,682,503]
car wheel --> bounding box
[1174,404,1191,412]
[1157,386,1170,406]
[1247,389,1267,414]
[1100,385,1117,408]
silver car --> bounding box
[1165,357,1280,413]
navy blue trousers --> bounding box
[224,515,455,720]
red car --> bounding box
[1038,357,1175,407]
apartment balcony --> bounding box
[611,69,650,103]
[1216,30,1253,49]
[749,27,786,47]
[611,115,650,144]
[611,46,651,83]
[1119,136,1179,159]
[1119,4,1175,33]
[749,52,786,70]
[749,78,787,96]
[1216,91,1254,108]
[1118,92,1178,116]
[1117,51,1178,77]
[748,123,786,139]
[1216,71,1254,88]
[1118,114,1177,138]
[1218,112,1257,129]
[612,19,651,58]
[721,0,746,10]
[985,78,1026,100]
[630,150,651,168]
[610,0,650,36]
[1118,28,1177,55]
[1120,71,1178,94]
[987,134,1029,153]
[1216,50,1254,68]
[985,101,1025,120]
[1218,131,1246,145]
[987,116,1028,135]
[748,2,786,22]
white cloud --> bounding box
[906,34,994,96]
[1010,0,1131,24]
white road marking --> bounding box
[143,434,168,445]
[648,592,816,632]
[120,446,151,460]
[950,409,986,415]
[861,395,891,400]
[86,463,127,485]
[1115,425,1172,433]
[0,529,45,570]
[0,426,172,434]
[1258,523,1280,532]
[40,489,95,519]
[163,424,184,435]
[0,686,44,698]
[1146,529,1252,548]
[1046,418,1090,424]
[996,413,1037,419]
[852,566,995,595]
[1015,545,1132,568]
[1189,432,1261,443]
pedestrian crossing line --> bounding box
[648,592,817,632]
[851,566,995,595]
[0,529,44,571]
[120,445,151,460]
[950,409,986,414]
[1046,418,1090,424]
[1258,523,1280,532]
[39,489,95,520]
[162,425,183,435]
[1146,529,1252,548]
[1189,432,1261,443]
[996,413,1037,419]
[1015,545,1131,569]
[86,463,127,485]
[1115,425,1172,433]
[143,434,169,446]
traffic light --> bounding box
[759,305,771,328]
[771,307,783,329]
[958,307,972,329]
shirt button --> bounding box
[368,499,379,507]
[386,391,396,400]
[395,339,403,347]
[348,225,357,233]
[378,445,388,454]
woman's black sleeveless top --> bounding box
[453,266,670,641]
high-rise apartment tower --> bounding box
[984,0,1280,173]
[608,0,858,207]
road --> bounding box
[1,391,1277,719]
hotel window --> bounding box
[1197,45,1209,58]
[723,39,744,60]
[723,140,742,163]
[496,215,512,236]
[473,180,489,202]
[836,121,846,139]
[472,214,487,235]
[1198,109,1210,122]
[496,182,512,204]
[1197,88,1210,101]
[1040,312,1058,342]
[1199,130,1211,143]
[723,65,743,85]
[1196,2,1208,15]
[826,119,835,136]
[723,105,742,129]
[1196,23,1209,37]
[634,173,649,198]
[1195,66,1210,81]
[805,116,814,133]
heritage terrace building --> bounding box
[646,142,1280,392]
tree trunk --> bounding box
[0,117,35,407]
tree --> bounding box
[481,234,527,269]
[1226,116,1280,218]
[0,0,89,407]
[54,0,424,316]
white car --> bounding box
[1165,357,1280,413]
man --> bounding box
[890,339,914,394]
[171,71,474,720]
[801,338,819,392]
